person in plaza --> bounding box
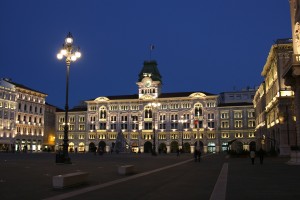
[176,148,180,156]
[250,149,256,165]
[258,148,264,164]
[197,149,201,162]
[194,149,198,162]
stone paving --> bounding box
[0,152,299,200]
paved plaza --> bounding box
[0,152,300,200]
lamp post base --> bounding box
[55,153,72,164]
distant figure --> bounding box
[75,147,78,153]
[197,150,201,162]
[250,150,256,165]
[194,150,198,162]
[176,148,180,156]
[258,148,264,164]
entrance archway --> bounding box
[144,141,152,153]
[170,141,179,153]
[159,143,167,153]
[89,142,96,152]
[232,141,243,153]
[183,142,190,153]
[98,141,106,152]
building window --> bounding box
[171,122,178,129]
[99,107,106,119]
[110,115,117,122]
[222,133,229,138]
[90,124,95,130]
[90,106,97,111]
[248,111,255,118]
[159,123,166,129]
[131,105,139,110]
[131,123,138,130]
[248,132,255,138]
[59,117,65,123]
[121,123,127,130]
[120,105,129,110]
[99,123,106,130]
[144,122,152,130]
[171,114,178,121]
[235,133,243,138]
[208,122,215,129]
[248,120,255,127]
[144,107,152,119]
[89,134,96,139]
[183,114,190,120]
[221,121,229,128]
[170,133,178,139]
[69,116,75,122]
[121,115,128,122]
[79,116,85,122]
[79,134,85,139]
[90,116,96,122]
[59,125,64,131]
[110,123,116,130]
[234,111,243,118]
[194,104,203,117]
[109,105,118,111]
[69,125,75,131]
[234,120,243,128]
[159,114,166,121]
[79,124,85,131]
[221,112,229,119]
[170,103,179,109]
[207,113,214,119]
[98,134,106,139]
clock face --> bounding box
[142,77,152,87]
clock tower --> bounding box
[137,60,162,99]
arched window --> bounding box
[194,103,203,117]
[99,107,107,119]
[144,106,152,119]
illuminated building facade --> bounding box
[0,78,17,151]
[254,39,296,156]
[5,79,48,152]
[55,61,257,154]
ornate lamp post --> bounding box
[56,32,81,164]
[149,102,161,155]
[179,116,187,153]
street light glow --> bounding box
[57,53,63,60]
[65,37,73,44]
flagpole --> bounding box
[149,44,154,61]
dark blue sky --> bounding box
[0,0,292,109]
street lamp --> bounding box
[179,116,187,153]
[149,102,161,155]
[56,32,81,164]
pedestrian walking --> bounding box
[250,150,255,165]
[258,148,264,164]
[176,148,180,157]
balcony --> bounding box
[282,54,300,78]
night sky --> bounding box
[0,0,292,109]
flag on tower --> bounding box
[150,44,155,51]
